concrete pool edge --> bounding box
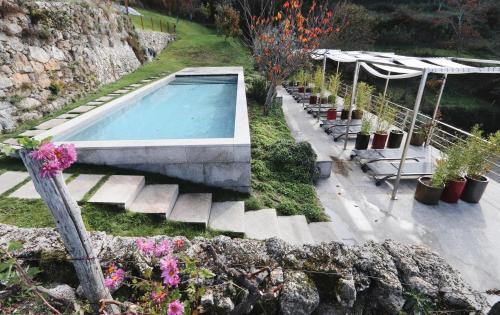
[35,67,251,193]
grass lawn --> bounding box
[0,9,326,236]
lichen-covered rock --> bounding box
[0,224,489,314]
[0,0,173,132]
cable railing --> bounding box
[337,83,500,182]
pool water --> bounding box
[57,75,237,141]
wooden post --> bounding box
[160,20,163,32]
[18,150,119,314]
[125,0,129,15]
[151,17,154,30]
[140,15,144,29]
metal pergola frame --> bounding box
[309,50,500,200]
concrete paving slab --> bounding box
[19,129,45,137]
[88,175,145,208]
[129,184,179,215]
[56,113,79,119]
[66,174,104,201]
[86,101,104,106]
[208,201,245,234]
[35,118,67,130]
[95,96,114,102]
[129,83,143,88]
[277,215,314,246]
[168,193,212,226]
[0,171,29,195]
[113,89,130,94]
[3,138,19,146]
[308,222,339,244]
[244,209,279,240]
[10,174,71,199]
[69,105,95,114]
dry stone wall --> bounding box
[0,0,173,132]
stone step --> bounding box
[35,118,68,130]
[208,201,245,235]
[88,175,145,209]
[129,184,179,215]
[69,105,95,114]
[168,193,212,226]
[308,222,339,244]
[10,174,72,199]
[277,215,314,246]
[0,171,29,195]
[244,209,279,240]
[66,174,104,202]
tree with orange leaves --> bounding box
[240,0,337,114]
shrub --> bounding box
[49,81,63,95]
[247,76,268,104]
[266,139,318,183]
[214,4,241,40]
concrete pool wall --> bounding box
[35,67,251,193]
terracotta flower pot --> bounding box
[352,109,364,120]
[414,176,445,205]
[309,95,318,105]
[341,109,350,120]
[298,87,305,93]
[387,130,404,148]
[461,175,488,203]
[355,133,370,150]
[410,132,425,146]
[441,177,467,203]
[326,108,337,120]
[372,132,388,149]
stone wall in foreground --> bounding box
[0,223,488,314]
[0,0,172,132]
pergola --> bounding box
[310,49,500,200]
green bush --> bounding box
[266,139,318,183]
[247,76,268,104]
[48,81,63,95]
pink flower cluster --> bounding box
[104,264,125,290]
[29,142,77,178]
[136,239,172,258]
[168,299,184,315]
[160,256,180,287]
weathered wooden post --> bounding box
[18,149,119,314]
[160,20,163,32]
[151,17,154,30]
[140,15,144,29]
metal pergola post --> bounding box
[391,69,429,200]
[383,72,391,98]
[343,61,361,150]
[318,53,327,122]
[336,61,340,75]
[425,73,448,147]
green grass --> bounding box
[0,9,326,236]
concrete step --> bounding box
[308,222,339,244]
[10,174,72,199]
[66,174,104,202]
[88,175,145,209]
[244,209,279,240]
[0,172,29,195]
[129,184,179,215]
[208,201,245,235]
[277,215,314,246]
[168,193,212,226]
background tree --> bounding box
[214,4,242,40]
[241,0,336,114]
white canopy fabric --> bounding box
[360,62,423,80]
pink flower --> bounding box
[136,238,155,255]
[151,290,166,305]
[168,300,184,315]
[40,159,61,178]
[104,267,125,290]
[154,239,172,257]
[29,142,56,161]
[29,142,77,178]
[54,144,77,169]
[160,256,180,287]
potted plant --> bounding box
[353,82,374,120]
[410,128,426,146]
[309,67,323,105]
[387,129,404,148]
[414,160,447,205]
[327,73,342,107]
[461,126,500,203]
[440,142,468,203]
[341,89,352,120]
[355,116,372,150]
[372,95,396,149]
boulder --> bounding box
[29,46,50,63]
[0,74,13,89]
[18,97,41,110]
[280,270,320,315]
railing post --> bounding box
[151,17,154,30]
[140,15,144,29]
[426,73,448,147]
[343,61,361,150]
[160,20,163,32]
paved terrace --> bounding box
[278,86,500,300]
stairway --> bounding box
[2,172,338,245]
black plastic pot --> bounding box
[355,133,370,150]
[410,132,425,146]
[352,109,364,120]
[414,176,445,205]
[460,175,489,203]
[387,130,404,148]
[340,109,350,120]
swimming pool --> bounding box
[37,67,251,192]
[56,75,238,141]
